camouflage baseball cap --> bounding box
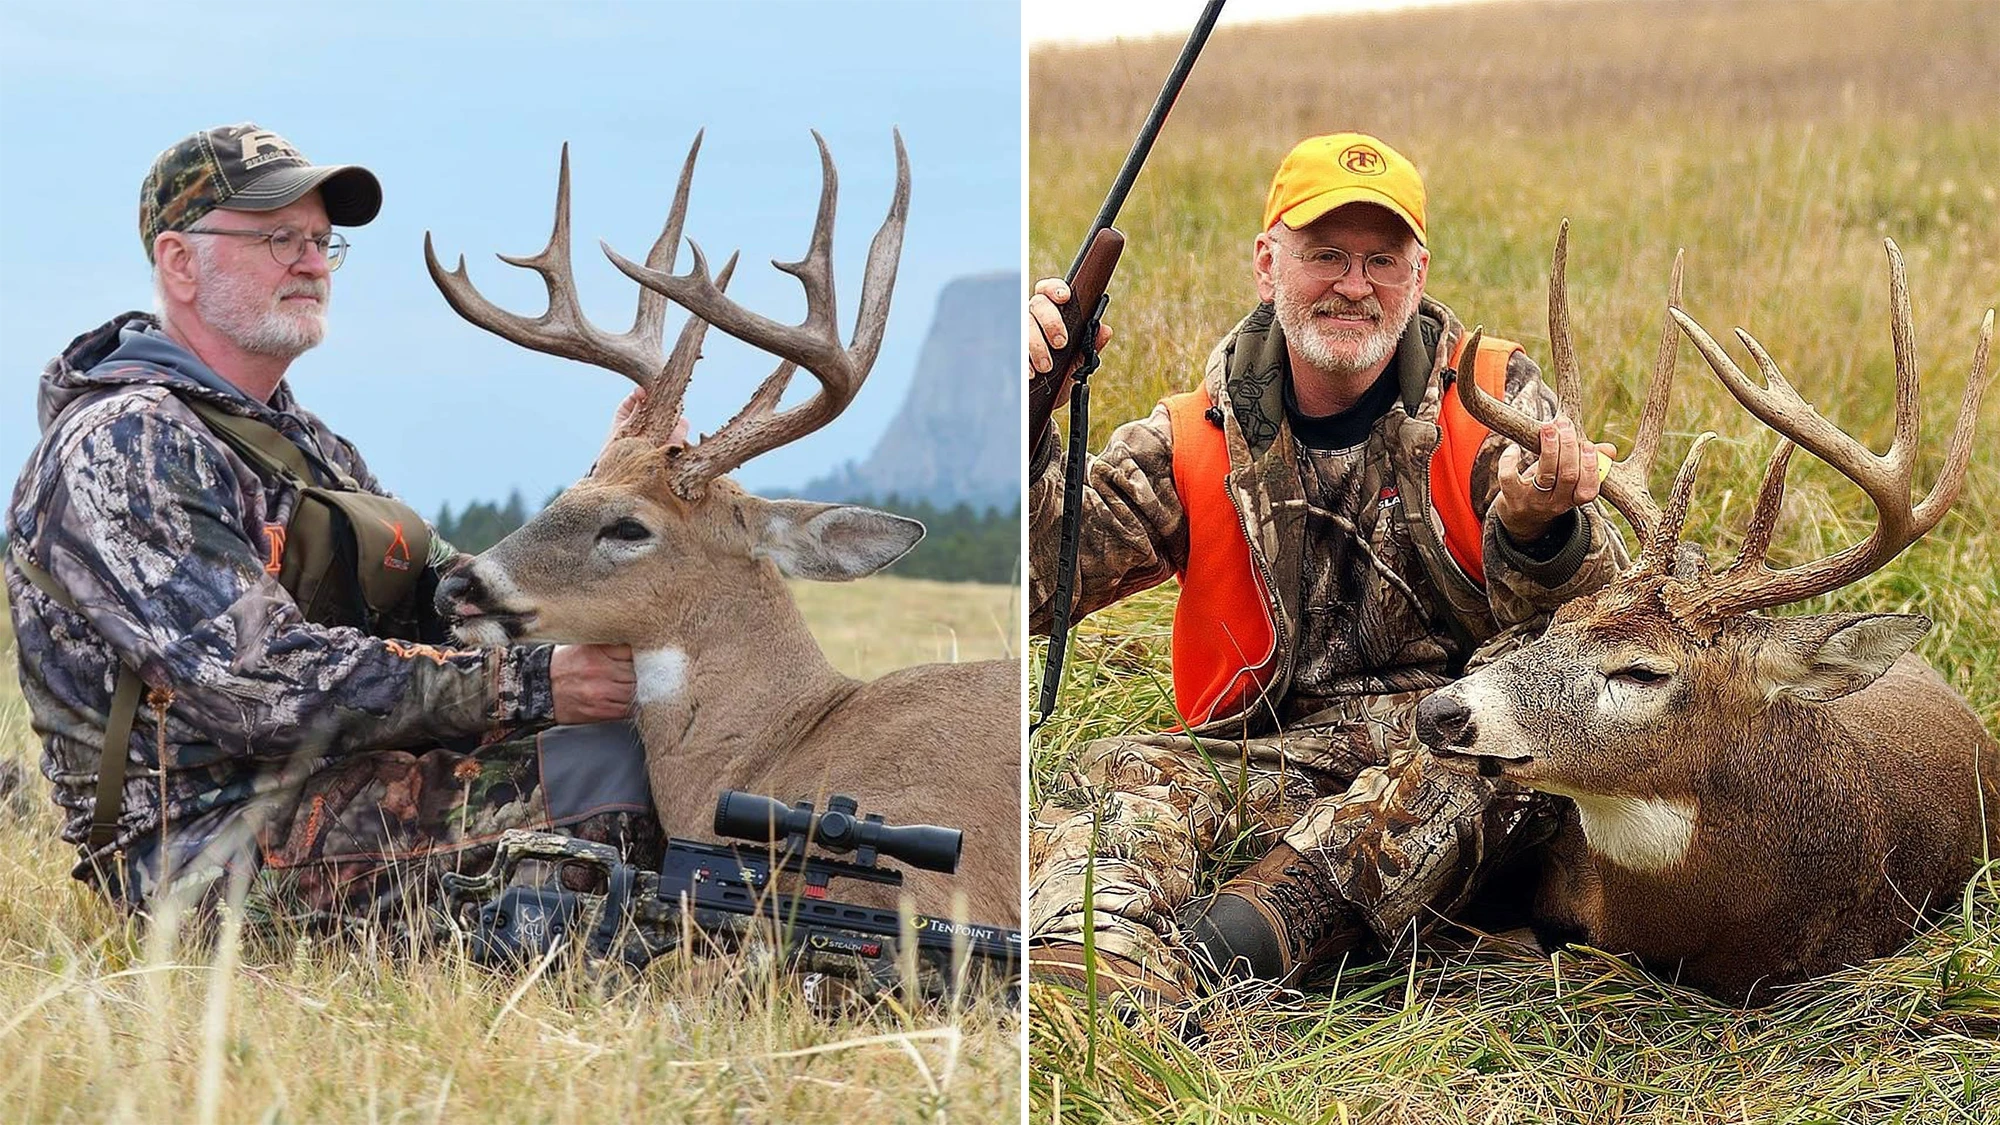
[139,123,382,262]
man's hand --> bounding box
[1028,277,1114,385]
[1491,416,1617,542]
[1028,277,1114,449]
[600,389,691,463]
[550,643,637,724]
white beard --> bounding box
[193,248,329,359]
[1273,273,1419,380]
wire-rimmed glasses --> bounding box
[185,225,350,270]
[1277,243,1416,287]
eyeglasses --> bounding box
[1277,243,1417,287]
[185,225,349,270]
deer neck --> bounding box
[1551,703,1814,876]
[628,570,856,769]
[1562,791,1699,875]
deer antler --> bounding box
[1668,239,1993,617]
[1456,220,1685,550]
[424,136,749,448]
[600,130,910,500]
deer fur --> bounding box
[1420,563,1998,1004]
[444,440,1020,927]
[422,133,1018,930]
[1425,230,1997,1005]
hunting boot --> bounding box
[1184,842,1367,985]
[1029,941,1187,1008]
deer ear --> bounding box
[750,499,925,581]
[1762,612,1930,702]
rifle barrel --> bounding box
[1063,0,1227,283]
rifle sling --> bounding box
[1031,296,1107,733]
[9,547,143,853]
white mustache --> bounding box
[1312,297,1381,319]
[277,281,329,302]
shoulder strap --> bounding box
[182,399,356,490]
[10,546,143,852]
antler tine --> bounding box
[1909,298,1992,530]
[850,129,912,375]
[1631,249,1685,477]
[423,144,667,388]
[1639,431,1717,570]
[1596,249,1691,555]
[623,253,740,445]
[1457,226,1671,544]
[1548,220,1583,419]
[1721,438,1796,578]
[626,131,707,376]
[1455,325,1548,449]
[1671,240,1994,617]
[775,130,845,351]
[600,130,912,499]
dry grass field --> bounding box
[0,576,1022,1123]
[1029,1,2000,1122]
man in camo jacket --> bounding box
[4,123,654,935]
[1025,133,1629,1001]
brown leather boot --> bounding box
[1029,941,1187,1007]
[1184,842,1367,985]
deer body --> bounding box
[1462,627,1998,1002]
[427,132,1020,929]
[624,580,1019,922]
[1418,227,1995,1004]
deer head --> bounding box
[1416,224,1993,809]
[423,133,921,649]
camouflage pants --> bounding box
[107,726,661,944]
[1029,689,1558,994]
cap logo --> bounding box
[239,130,301,170]
[1340,144,1386,176]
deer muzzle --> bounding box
[1416,685,1532,778]
[436,562,538,645]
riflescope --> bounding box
[713,790,962,874]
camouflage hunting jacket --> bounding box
[1029,295,1628,736]
[4,313,556,875]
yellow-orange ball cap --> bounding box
[1263,133,1426,245]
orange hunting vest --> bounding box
[1163,333,1518,726]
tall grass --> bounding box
[0,576,1022,1123]
[1030,2,2000,1121]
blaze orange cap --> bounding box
[1263,132,1426,245]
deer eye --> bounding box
[1609,665,1672,685]
[599,518,652,542]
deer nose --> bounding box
[1415,691,1474,748]
[435,567,485,617]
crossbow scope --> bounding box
[713,790,962,874]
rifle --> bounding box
[1031,0,1226,731]
[439,790,1022,1002]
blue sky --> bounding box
[0,0,1022,518]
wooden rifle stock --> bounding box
[1029,227,1124,450]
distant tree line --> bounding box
[867,495,1020,586]
[432,490,537,555]
[431,491,1019,585]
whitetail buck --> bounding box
[422,133,1019,927]
[1416,225,1997,1004]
